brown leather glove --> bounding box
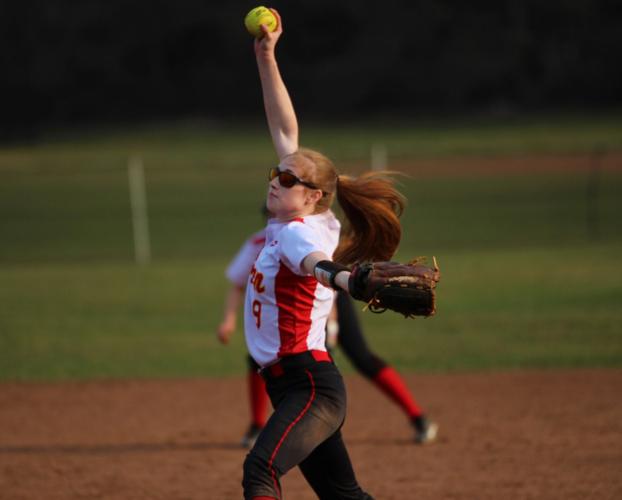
[348,258,441,318]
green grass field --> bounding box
[1,115,621,380]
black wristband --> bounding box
[314,260,350,290]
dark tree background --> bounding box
[1,0,621,140]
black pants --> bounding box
[335,291,386,379]
[242,353,373,500]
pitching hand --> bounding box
[254,9,283,57]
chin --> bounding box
[266,196,278,213]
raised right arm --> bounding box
[254,10,299,160]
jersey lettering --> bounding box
[249,265,266,293]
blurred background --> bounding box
[1,0,621,380]
[2,0,622,137]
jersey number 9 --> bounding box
[252,300,262,328]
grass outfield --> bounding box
[1,242,621,380]
[1,116,621,380]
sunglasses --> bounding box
[269,167,320,190]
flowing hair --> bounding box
[333,171,405,265]
[286,148,406,266]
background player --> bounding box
[217,207,270,448]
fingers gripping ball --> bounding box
[348,258,441,318]
[244,6,278,38]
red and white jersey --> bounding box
[225,229,266,288]
[244,210,341,368]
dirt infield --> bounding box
[1,369,621,500]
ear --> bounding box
[305,189,323,206]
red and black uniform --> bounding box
[227,227,429,445]
[241,212,372,500]
[243,351,372,499]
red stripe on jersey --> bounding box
[252,237,266,246]
[275,261,318,357]
[291,217,305,223]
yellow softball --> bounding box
[244,6,278,38]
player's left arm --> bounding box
[304,251,441,318]
[303,252,351,292]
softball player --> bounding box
[241,11,409,499]
[218,225,271,448]
[218,223,438,448]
